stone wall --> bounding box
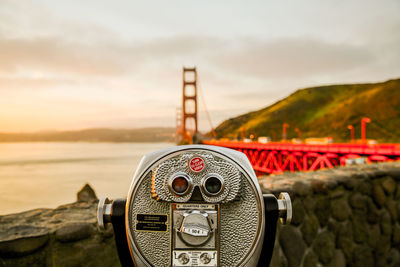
[0,185,120,267]
[260,162,400,267]
[1,162,400,266]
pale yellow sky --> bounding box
[1,0,399,132]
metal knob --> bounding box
[277,192,292,224]
[97,197,112,230]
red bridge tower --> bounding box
[181,67,198,143]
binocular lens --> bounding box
[204,176,222,195]
[172,176,189,194]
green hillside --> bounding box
[215,78,400,142]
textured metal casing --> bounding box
[152,152,240,203]
[125,145,265,267]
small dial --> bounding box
[200,253,211,264]
[177,253,190,265]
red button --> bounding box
[189,157,205,172]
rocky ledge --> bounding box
[260,161,400,267]
[0,184,119,267]
[260,161,400,196]
[2,162,400,267]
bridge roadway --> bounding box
[203,140,400,174]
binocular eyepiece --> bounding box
[98,145,292,267]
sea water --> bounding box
[0,142,173,215]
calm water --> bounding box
[0,142,173,215]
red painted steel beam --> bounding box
[203,140,400,175]
[203,141,400,156]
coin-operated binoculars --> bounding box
[98,145,291,267]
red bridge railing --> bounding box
[203,141,400,175]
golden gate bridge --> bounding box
[176,67,400,175]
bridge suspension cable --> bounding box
[197,73,216,138]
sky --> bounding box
[0,0,399,132]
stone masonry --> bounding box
[1,162,400,266]
[261,162,400,267]
[0,184,119,267]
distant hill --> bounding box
[0,127,176,143]
[215,78,400,143]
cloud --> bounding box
[1,0,399,132]
[0,77,76,91]
[1,33,399,131]
[211,38,379,80]
[0,36,129,76]
[0,32,398,83]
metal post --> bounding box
[295,128,301,139]
[361,117,371,144]
[282,123,289,141]
[347,125,354,143]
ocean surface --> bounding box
[0,142,174,215]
